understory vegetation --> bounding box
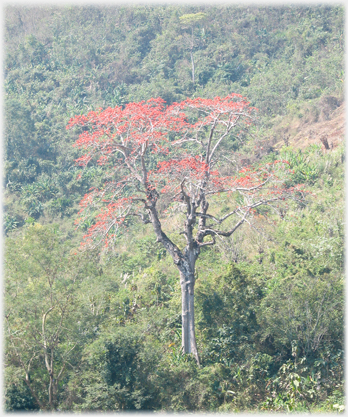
[4,5,344,412]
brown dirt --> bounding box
[273,101,345,151]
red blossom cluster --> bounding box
[169,94,255,121]
[66,98,184,164]
[157,156,216,177]
[68,94,303,250]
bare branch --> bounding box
[127,212,150,224]
[206,118,218,163]
[199,235,216,247]
[202,208,250,238]
[180,179,191,214]
[208,117,237,163]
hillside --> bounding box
[4,5,345,413]
[270,98,345,151]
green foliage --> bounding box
[4,5,344,222]
[5,376,39,411]
[4,4,344,412]
[4,147,345,411]
[259,352,344,412]
[4,214,18,235]
[4,224,102,410]
[77,329,155,410]
[197,264,262,365]
[259,272,343,356]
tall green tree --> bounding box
[5,225,89,410]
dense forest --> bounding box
[4,5,345,412]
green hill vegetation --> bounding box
[4,5,344,412]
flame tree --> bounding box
[67,94,305,364]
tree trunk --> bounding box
[180,270,200,365]
[48,374,54,410]
[147,204,200,364]
[190,50,195,85]
[190,26,195,85]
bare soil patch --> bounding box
[272,99,345,151]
